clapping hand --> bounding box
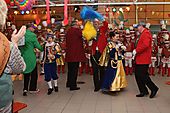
[11,26,26,46]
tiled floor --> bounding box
[13,72,170,113]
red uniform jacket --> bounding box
[65,27,86,62]
[92,21,108,55]
[124,40,135,52]
[162,47,170,58]
[136,29,152,64]
[152,44,158,57]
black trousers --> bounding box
[135,64,158,94]
[91,51,105,90]
[67,62,79,88]
[23,65,38,91]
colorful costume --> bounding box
[99,41,127,91]
[90,20,108,91]
[157,25,170,74]
[43,41,61,94]
[57,29,66,74]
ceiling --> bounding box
[33,0,170,5]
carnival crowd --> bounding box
[1,0,170,112]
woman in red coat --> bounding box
[65,21,86,91]
[133,22,159,98]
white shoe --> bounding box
[29,89,40,94]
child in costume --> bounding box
[99,31,127,92]
[43,34,61,95]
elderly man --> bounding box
[133,22,159,98]
[65,21,86,91]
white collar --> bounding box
[46,42,55,47]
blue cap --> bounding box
[46,34,54,39]
[133,21,146,28]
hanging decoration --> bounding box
[15,0,34,11]
[45,0,51,24]
[63,0,68,26]
[35,15,41,25]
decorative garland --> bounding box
[45,0,50,24]
[63,0,68,26]
[15,0,34,11]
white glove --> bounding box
[133,49,136,56]
[88,40,93,46]
[115,45,119,50]
[132,49,136,59]
[118,43,122,47]
[121,46,126,50]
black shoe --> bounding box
[54,86,58,92]
[150,88,159,98]
[47,88,53,95]
[94,88,100,92]
[136,93,148,97]
[23,90,27,96]
[70,87,80,91]
[40,72,44,75]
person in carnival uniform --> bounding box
[149,34,158,76]
[20,23,43,96]
[157,24,170,74]
[90,19,108,92]
[129,26,137,44]
[99,31,127,92]
[161,40,170,77]
[57,28,66,75]
[43,34,61,95]
[133,22,159,98]
[118,22,125,43]
[0,0,26,112]
[124,29,135,75]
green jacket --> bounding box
[20,29,43,74]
